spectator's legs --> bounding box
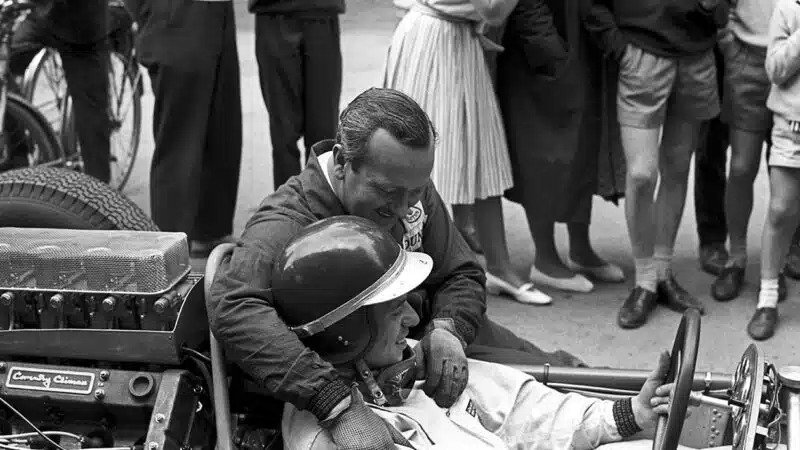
[749,166,800,340]
[59,47,111,183]
[140,0,222,237]
[301,16,342,158]
[256,14,341,191]
[653,116,703,282]
[255,14,304,190]
[453,204,483,254]
[785,225,800,278]
[620,125,661,292]
[189,2,242,244]
[476,196,526,286]
[694,44,729,275]
[567,222,608,268]
[710,128,764,288]
[694,116,730,275]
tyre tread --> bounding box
[0,167,158,231]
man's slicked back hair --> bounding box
[335,88,437,170]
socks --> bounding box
[728,241,747,268]
[757,278,779,309]
[635,257,657,292]
[653,247,673,281]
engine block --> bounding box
[0,228,208,364]
[0,228,216,450]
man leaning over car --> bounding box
[208,88,586,448]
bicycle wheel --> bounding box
[23,49,142,191]
[0,93,63,172]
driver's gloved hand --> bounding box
[320,385,410,450]
[414,319,469,408]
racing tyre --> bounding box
[0,167,158,231]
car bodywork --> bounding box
[0,228,794,450]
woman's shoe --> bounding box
[529,265,594,293]
[486,272,552,305]
[565,258,625,283]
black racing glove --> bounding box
[320,385,410,450]
[414,319,469,408]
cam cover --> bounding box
[0,228,190,295]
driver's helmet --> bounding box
[271,216,433,365]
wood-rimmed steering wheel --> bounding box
[652,308,701,450]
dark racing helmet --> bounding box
[271,216,433,365]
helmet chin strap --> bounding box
[353,346,418,407]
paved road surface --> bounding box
[118,0,800,376]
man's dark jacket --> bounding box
[208,141,486,412]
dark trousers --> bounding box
[10,0,111,183]
[255,13,342,190]
[695,44,729,248]
[132,0,242,240]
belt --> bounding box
[410,2,504,53]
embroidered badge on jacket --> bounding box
[402,202,426,251]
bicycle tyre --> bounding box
[1,93,63,170]
[23,49,142,191]
[0,166,158,230]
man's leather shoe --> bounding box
[699,244,728,276]
[657,277,705,314]
[617,287,658,329]
[785,244,800,280]
[711,266,745,302]
[747,308,778,341]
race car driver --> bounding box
[209,88,586,446]
[273,215,676,450]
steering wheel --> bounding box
[652,308,701,450]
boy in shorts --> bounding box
[710,0,780,303]
[748,0,800,340]
[610,0,729,329]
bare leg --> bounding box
[452,204,483,253]
[620,125,661,291]
[761,167,800,280]
[725,128,765,267]
[474,196,525,287]
[653,115,703,278]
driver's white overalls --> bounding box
[283,358,624,450]
[282,357,758,450]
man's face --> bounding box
[363,297,420,368]
[334,128,434,230]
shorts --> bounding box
[720,35,772,133]
[769,115,800,169]
[617,44,720,129]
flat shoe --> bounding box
[565,258,625,283]
[529,265,594,293]
[486,272,552,305]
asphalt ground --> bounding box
[118,0,800,376]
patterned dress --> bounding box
[384,0,514,205]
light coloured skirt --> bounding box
[383,10,513,205]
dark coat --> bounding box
[497,0,626,224]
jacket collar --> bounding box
[297,139,348,219]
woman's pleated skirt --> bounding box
[383,10,513,205]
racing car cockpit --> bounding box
[0,227,797,450]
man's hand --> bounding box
[414,323,469,408]
[321,386,410,450]
[632,351,676,430]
